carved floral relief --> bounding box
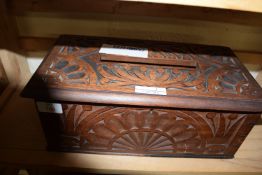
[59,104,255,156]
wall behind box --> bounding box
[16,12,262,53]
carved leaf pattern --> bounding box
[42,45,259,98]
[205,112,246,137]
[60,105,250,155]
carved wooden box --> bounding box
[22,35,262,158]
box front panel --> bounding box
[37,103,260,158]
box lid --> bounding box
[22,35,262,112]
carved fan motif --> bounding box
[84,109,205,153]
[59,104,256,156]
[63,106,208,154]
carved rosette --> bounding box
[59,104,256,156]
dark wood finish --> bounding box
[0,59,8,95]
[24,89,262,112]
[19,37,56,52]
[9,0,262,26]
[22,35,262,112]
[100,52,197,67]
[22,35,262,158]
[38,103,260,158]
[0,0,19,51]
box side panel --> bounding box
[36,102,260,158]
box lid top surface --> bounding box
[22,35,262,112]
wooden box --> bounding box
[22,35,262,158]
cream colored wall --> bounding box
[121,0,262,13]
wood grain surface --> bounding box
[0,51,261,173]
[15,12,262,53]
[0,0,19,52]
[11,0,262,13]
[37,103,260,158]
[0,50,28,110]
[9,0,262,19]
[0,93,262,173]
[0,0,262,173]
[22,35,262,112]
